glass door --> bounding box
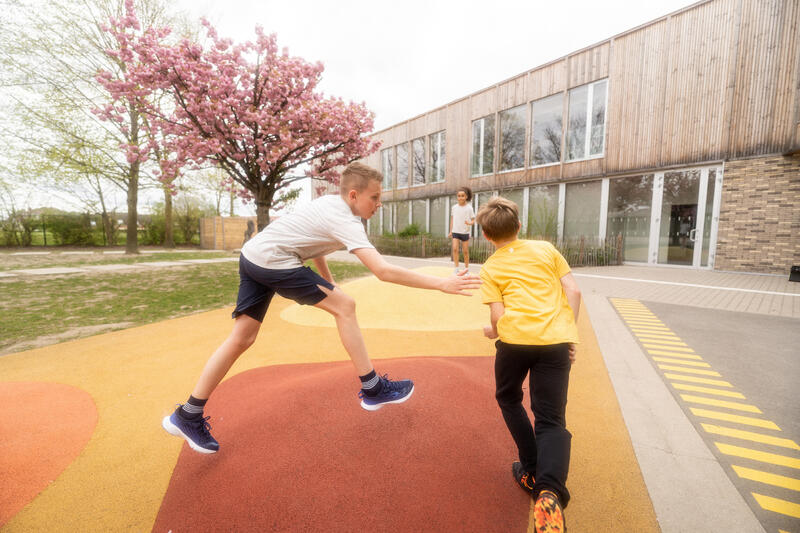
[650,167,721,268]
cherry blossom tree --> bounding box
[99,1,379,229]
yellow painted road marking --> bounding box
[635,332,682,340]
[618,313,658,319]
[672,383,745,398]
[658,365,721,376]
[651,350,704,359]
[629,325,673,332]
[732,465,800,491]
[751,493,800,519]
[642,343,693,351]
[680,395,761,413]
[665,373,732,387]
[702,424,799,450]
[652,357,710,367]
[622,317,664,323]
[692,409,780,429]
[716,443,799,469]
[639,338,689,346]
[648,351,703,360]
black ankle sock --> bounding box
[359,370,381,396]
[179,395,207,420]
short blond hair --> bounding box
[341,162,383,194]
[476,197,520,241]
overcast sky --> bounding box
[176,0,697,133]
[171,0,696,211]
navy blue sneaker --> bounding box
[162,406,220,454]
[358,375,414,411]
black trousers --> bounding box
[494,340,572,506]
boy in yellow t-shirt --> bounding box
[477,196,581,533]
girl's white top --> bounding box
[241,194,374,269]
[451,203,476,234]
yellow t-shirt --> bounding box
[480,239,579,345]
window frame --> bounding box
[498,104,527,174]
[380,146,395,191]
[529,92,564,169]
[566,78,608,163]
[428,130,446,183]
[411,137,426,187]
[470,114,496,178]
[396,142,410,189]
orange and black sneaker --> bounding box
[511,461,535,493]
[533,490,565,533]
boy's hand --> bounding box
[568,343,577,364]
[441,270,481,296]
[483,325,498,339]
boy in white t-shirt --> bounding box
[449,186,476,273]
[162,162,481,454]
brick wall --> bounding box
[715,155,800,275]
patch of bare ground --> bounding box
[0,322,134,356]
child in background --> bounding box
[448,186,476,273]
[477,196,581,533]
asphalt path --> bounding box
[631,301,800,533]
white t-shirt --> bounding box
[241,194,374,269]
[451,203,476,234]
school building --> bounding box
[353,0,799,275]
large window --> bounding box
[471,115,495,176]
[380,147,394,190]
[607,175,653,262]
[499,105,526,171]
[412,199,426,229]
[564,180,602,240]
[397,143,409,188]
[396,201,410,232]
[531,94,563,166]
[527,185,559,241]
[566,79,607,161]
[430,196,447,236]
[429,131,445,183]
[412,138,425,186]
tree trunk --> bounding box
[125,162,139,254]
[163,186,174,248]
[255,185,275,231]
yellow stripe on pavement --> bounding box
[658,365,721,376]
[629,326,673,332]
[652,350,704,359]
[622,317,663,323]
[701,424,799,450]
[652,357,710,367]
[680,395,761,413]
[731,466,800,492]
[715,443,799,469]
[692,409,780,429]
[648,351,703,360]
[634,332,681,339]
[642,343,693,351]
[664,374,732,387]
[751,493,800,519]
[672,383,744,398]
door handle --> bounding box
[689,228,697,242]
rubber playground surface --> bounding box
[1,267,660,532]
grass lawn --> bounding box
[0,260,369,355]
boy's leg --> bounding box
[191,314,262,399]
[462,240,470,269]
[314,284,414,410]
[494,341,537,474]
[529,343,572,507]
[313,285,372,375]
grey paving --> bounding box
[10,267,87,275]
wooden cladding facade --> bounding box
[364,0,800,202]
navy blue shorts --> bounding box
[232,254,335,322]
[452,232,470,242]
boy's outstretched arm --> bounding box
[483,301,504,338]
[353,248,481,295]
